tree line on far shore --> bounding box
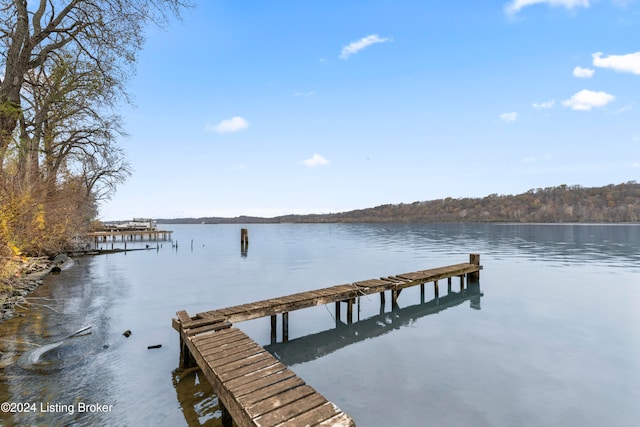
[159,182,640,224]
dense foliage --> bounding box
[160,182,640,224]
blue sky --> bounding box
[100,0,640,220]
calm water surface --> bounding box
[0,223,639,426]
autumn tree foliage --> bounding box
[0,0,189,264]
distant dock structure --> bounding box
[87,218,173,246]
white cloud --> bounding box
[339,34,389,59]
[294,91,316,97]
[206,116,249,134]
[632,135,640,142]
[500,112,518,122]
[573,66,594,78]
[504,0,590,15]
[592,51,640,75]
[633,162,640,168]
[532,99,555,109]
[562,89,615,111]
[301,153,330,167]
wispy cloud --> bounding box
[592,51,640,75]
[504,0,590,15]
[573,66,594,78]
[340,34,389,60]
[500,112,518,122]
[301,153,330,167]
[562,90,615,111]
[532,100,555,109]
[294,91,316,97]
[611,103,633,114]
[206,116,249,134]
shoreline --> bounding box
[0,254,71,321]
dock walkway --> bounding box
[174,254,481,427]
[176,316,354,427]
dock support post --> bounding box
[179,336,195,369]
[347,299,353,324]
[391,289,400,308]
[448,277,452,293]
[220,401,232,427]
[434,280,439,298]
[459,275,465,291]
[270,315,277,344]
[468,253,480,283]
[335,301,341,324]
[420,284,425,303]
[282,312,289,342]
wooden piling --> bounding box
[468,253,480,283]
[347,299,353,324]
[335,301,341,323]
[434,280,439,298]
[220,401,232,427]
[270,315,277,344]
[240,228,249,255]
[283,311,289,342]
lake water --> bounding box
[1,223,639,426]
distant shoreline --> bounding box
[148,182,639,225]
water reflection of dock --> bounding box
[266,282,482,367]
[172,255,482,427]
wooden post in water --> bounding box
[468,253,480,283]
[420,283,425,303]
[459,274,465,291]
[448,277,452,293]
[270,315,277,344]
[282,312,289,342]
[434,280,439,298]
[240,228,249,255]
[220,401,232,427]
[347,299,353,324]
[335,301,341,324]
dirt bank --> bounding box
[0,254,71,321]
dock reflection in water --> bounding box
[266,281,482,367]
[172,280,482,425]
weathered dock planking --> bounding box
[176,317,355,427]
[173,254,481,426]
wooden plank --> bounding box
[208,346,266,369]
[235,372,303,403]
[316,412,357,427]
[176,310,191,324]
[205,341,262,364]
[254,393,327,427]
[182,315,227,329]
[245,384,317,418]
[192,328,246,347]
[275,401,341,427]
[222,361,288,388]
[215,352,274,376]
[185,320,231,336]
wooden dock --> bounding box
[86,229,173,244]
[173,254,481,426]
